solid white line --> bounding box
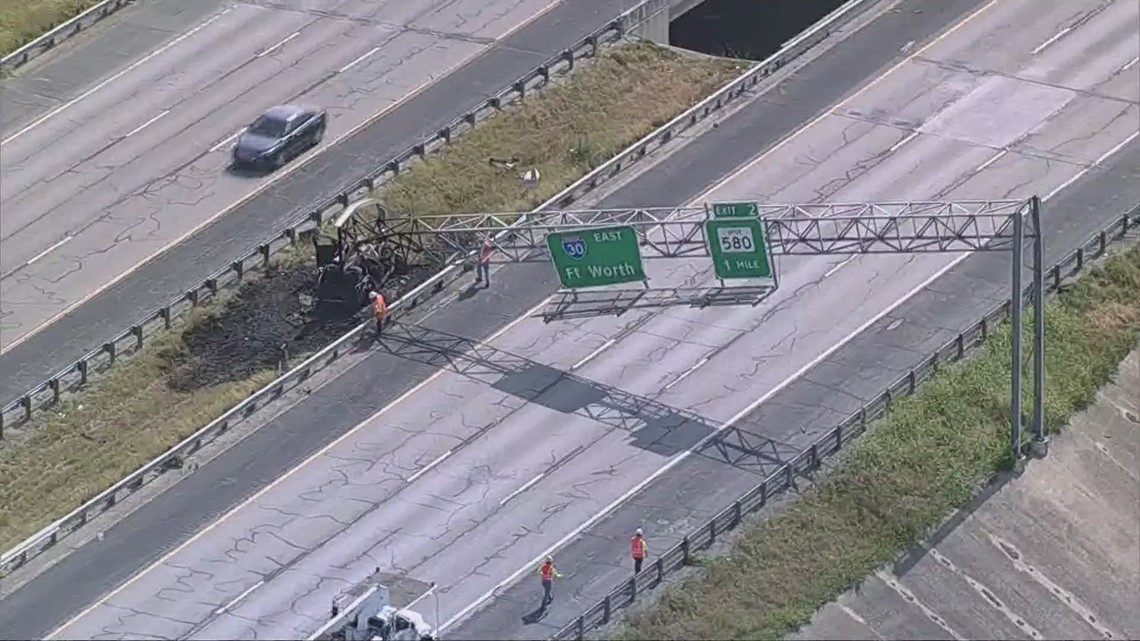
[1092,130,1138,168]
[439,127,1140,634]
[887,131,919,153]
[214,580,263,615]
[1031,27,1071,56]
[209,128,245,153]
[572,338,616,370]
[973,148,1008,174]
[2,8,232,146]
[499,473,545,506]
[339,46,381,73]
[25,235,73,266]
[407,450,453,484]
[256,31,299,58]
[46,292,554,640]
[823,255,856,279]
[1122,56,1140,72]
[663,356,709,391]
[123,110,169,138]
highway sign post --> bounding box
[705,217,774,281]
[546,225,646,289]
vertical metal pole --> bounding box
[1010,210,1025,469]
[1031,196,1047,449]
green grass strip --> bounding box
[617,244,1140,640]
[0,0,104,58]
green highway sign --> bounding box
[705,218,774,280]
[546,225,646,289]
[711,201,760,218]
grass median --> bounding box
[0,42,743,553]
[616,243,1140,640]
[0,0,104,57]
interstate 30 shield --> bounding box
[561,235,587,260]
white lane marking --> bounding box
[407,450,453,484]
[823,255,857,279]
[838,603,867,626]
[25,235,73,266]
[887,131,919,153]
[663,356,709,391]
[213,580,263,615]
[2,0,564,357]
[875,569,965,640]
[973,148,1008,174]
[339,46,381,73]
[439,80,1140,638]
[571,338,616,370]
[209,128,245,153]
[256,31,300,58]
[1031,27,1071,56]
[1092,130,1138,168]
[1122,56,1139,72]
[2,8,232,146]
[123,110,169,139]
[45,293,555,640]
[499,473,545,506]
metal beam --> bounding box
[384,200,1033,265]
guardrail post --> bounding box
[539,64,550,83]
[1051,264,1061,290]
[681,535,690,564]
[205,278,218,296]
[655,557,664,586]
[708,519,717,544]
[1076,247,1084,270]
[78,359,89,385]
[733,499,742,526]
[630,575,637,601]
[187,288,200,307]
[810,443,820,469]
[1099,230,1108,255]
[908,369,916,393]
[439,126,451,144]
[956,333,965,357]
[562,49,574,70]
[104,341,116,365]
[131,325,143,350]
[259,243,271,265]
[232,260,244,282]
[981,317,989,341]
[588,35,598,56]
[575,615,585,640]
[514,80,526,99]
[603,594,611,623]
[21,395,32,421]
[50,377,61,403]
[160,305,172,330]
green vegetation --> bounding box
[0,0,104,57]
[0,42,743,552]
[617,244,1140,640]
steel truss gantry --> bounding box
[384,196,1046,468]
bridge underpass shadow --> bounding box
[376,322,798,471]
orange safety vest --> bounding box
[479,239,493,263]
[631,535,647,559]
[539,562,555,580]
[371,294,387,320]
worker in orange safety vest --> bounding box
[475,236,493,286]
[369,290,387,338]
[631,528,648,573]
[538,556,561,607]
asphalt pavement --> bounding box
[1,0,1137,639]
[0,0,641,400]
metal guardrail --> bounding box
[0,0,135,72]
[0,0,877,577]
[551,211,1140,641]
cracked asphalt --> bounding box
[0,0,640,399]
[2,0,1138,639]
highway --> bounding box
[0,0,642,400]
[2,0,1138,639]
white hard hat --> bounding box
[369,291,379,300]
[545,556,553,563]
[635,528,643,536]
